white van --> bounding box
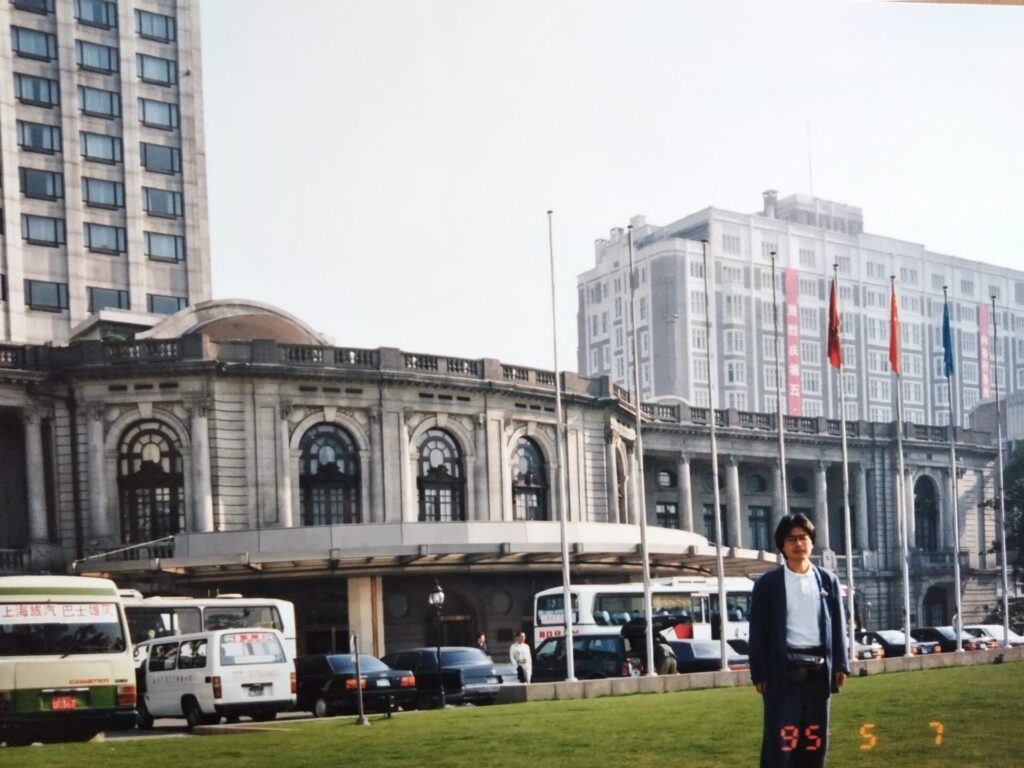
[136,628,295,729]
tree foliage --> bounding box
[984,441,1024,625]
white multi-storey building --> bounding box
[0,0,210,345]
[577,190,1024,428]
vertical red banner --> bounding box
[979,303,990,399]
[784,268,802,416]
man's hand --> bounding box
[755,682,766,694]
[834,672,847,689]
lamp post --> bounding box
[428,580,446,708]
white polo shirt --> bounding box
[784,564,822,648]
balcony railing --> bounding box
[0,548,29,574]
[105,340,180,364]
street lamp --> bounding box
[428,580,446,708]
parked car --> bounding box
[667,639,749,673]
[860,630,939,657]
[853,637,885,660]
[964,625,1024,647]
[295,654,417,717]
[380,647,515,707]
[910,626,989,652]
[532,632,644,682]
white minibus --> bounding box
[0,575,137,746]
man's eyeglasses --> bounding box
[784,534,811,545]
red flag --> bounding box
[827,277,842,369]
[889,283,900,374]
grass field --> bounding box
[11,662,1024,767]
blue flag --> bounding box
[942,301,954,377]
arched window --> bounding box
[511,437,547,521]
[914,477,939,552]
[117,421,184,544]
[299,424,360,525]
[417,428,465,522]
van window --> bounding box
[0,602,126,655]
[148,642,179,671]
[178,639,208,669]
[219,631,286,666]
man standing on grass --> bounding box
[749,513,849,767]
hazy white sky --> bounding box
[200,0,1023,371]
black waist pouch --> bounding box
[785,650,825,683]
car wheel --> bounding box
[313,698,333,718]
[183,698,204,731]
[136,700,154,731]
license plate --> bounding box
[375,679,391,688]
[248,685,264,697]
[52,695,78,710]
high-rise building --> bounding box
[577,190,1024,428]
[1,0,210,345]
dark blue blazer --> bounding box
[748,564,850,695]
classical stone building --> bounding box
[0,301,1006,654]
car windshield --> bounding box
[327,654,389,673]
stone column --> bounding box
[606,433,620,524]
[24,410,49,544]
[399,409,415,522]
[855,464,869,551]
[943,469,954,552]
[277,403,294,527]
[726,457,742,548]
[771,461,785,534]
[474,414,488,521]
[366,410,383,524]
[87,407,111,542]
[347,576,385,657]
[678,455,693,531]
[191,402,214,533]
[815,461,831,550]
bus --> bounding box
[0,575,137,746]
[120,592,297,661]
[533,576,755,647]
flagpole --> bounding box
[831,265,857,664]
[942,286,965,652]
[771,252,789,522]
[627,226,656,676]
[547,210,576,680]
[992,295,1011,648]
[702,239,729,672]
[891,276,913,657]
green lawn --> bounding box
[11,662,1024,767]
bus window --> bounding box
[204,606,282,632]
[535,594,578,625]
[726,594,751,621]
[127,607,201,642]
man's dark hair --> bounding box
[774,512,816,552]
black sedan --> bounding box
[910,626,989,652]
[381,647,516,708]
[667,639,749,673]
[295,654,417,717]
[860,630,940,657]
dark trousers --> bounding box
[760,666,831,768]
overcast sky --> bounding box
[200,0,1023,371]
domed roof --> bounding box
[136,299,330,345]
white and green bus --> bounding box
[0,575,137,746]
